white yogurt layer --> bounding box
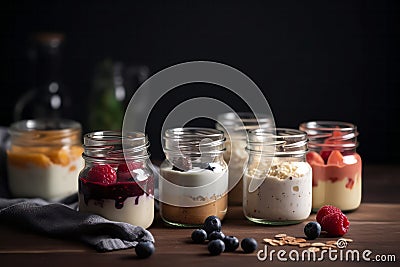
[312,174,361,211]
[78,193,154,228]
[244,161,312,222]
[159,167,228,207]
[8,157,84,200]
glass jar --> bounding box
[243,128,312,225]
[299,121,362,212]
[216,112,272,206]
[78,131,154,228]
[159,128,228,227]
[7,119,84,200]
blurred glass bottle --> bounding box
[14,32,73,121]
[87,59,149,131]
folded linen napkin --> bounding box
[0,197,154,252]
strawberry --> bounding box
[320,150,331,164]
[87,164,117,184]
[320,212,350,236]
[316,205,342,224]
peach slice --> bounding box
[306,151,325,166]
[327,150,344,165]
[7,152,52,168]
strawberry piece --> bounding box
[87,164,117,184]
[117,162,142,182]
[316,205,342,224]
[346,178,355,189]
[306,151,324,166]
[320,212,350,236]
[320,150,331,164]
[327,150,344,165]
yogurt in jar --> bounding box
[160,165,228,226]
[244,161,312,224]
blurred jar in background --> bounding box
[87,59,149,132]
[7,119,84,200]
[14,32,73,121]
[215,112,272,206]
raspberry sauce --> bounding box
[79,177,154,209]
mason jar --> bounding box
[243,128,312,225]
[159,128,228,227]
[216,112,272,206]
[7,119,84,200]
[78,131,154,228]
[299,121,362,211]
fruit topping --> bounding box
[87,164,117,184]
[306,151,325,166]
[117,162,142,182]
[327,150,344,165]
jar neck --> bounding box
[247,128,308,158]
[83,131,150,164]
[299,121,358,152]
[216,112,272,141]
[163,128,225,170]
[9,119,81,146]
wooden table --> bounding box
[1,165,399,267]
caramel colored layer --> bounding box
[7,145,83,168]
[160,194,228,226]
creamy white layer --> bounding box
[8,158,84,200]
[78,193,154,228]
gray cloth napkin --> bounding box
[0,197,154,252]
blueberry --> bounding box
[208,231,225,241]
[241,238,258,253]
[191,229,207,243]
[135,241,155,258]
[223,236,239,252]
[203,216,222,234]
[208,239,225,256]
[304,221,321,240]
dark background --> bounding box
[0,0,399,163]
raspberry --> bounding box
[87,164,117,184]
[316,205,342,224]
[116,162,142,182]
[320,212,350,236]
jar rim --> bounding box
[299,121,356,132]
[164,127,224,139]
[9,119,81,134]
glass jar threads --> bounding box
[78,131,154,228]
[243,128,312,225]
[299,121,362,211]
[7,119,84,200]
[159,128,228,227]
[216,112,272,206]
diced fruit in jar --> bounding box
[327,150,344,165]
[306,151,324,166]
